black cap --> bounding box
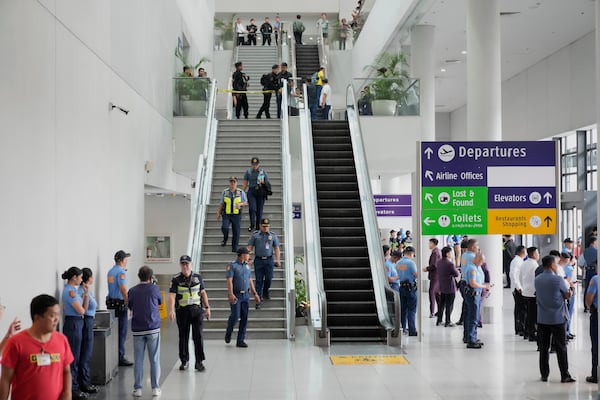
[237,247,250,255]
[560,252,572,259]
[229,176,237,182]
[563,237,573,243]
[251,157,260,164]
[403,246,416,254]
[180,255,192,263]
[114,250,131,262]
[261,218,270,225]
[390,250,402,258]
[272,64,279,69]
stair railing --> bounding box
[280,83,296,340]
[316,24,328,74]
[345,84,401,345]
[187,79,219,270]
[299,83,328,344]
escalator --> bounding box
[311,120,386,342]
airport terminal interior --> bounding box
[3,0,600,399]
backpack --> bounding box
[310,71,318,84]
[260,73,270,87]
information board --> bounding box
[420,141,557,235]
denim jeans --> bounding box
[133,333,161,390]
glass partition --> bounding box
[173,77,212,117]
[352,78,420,116]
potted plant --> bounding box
[175,47,210,116]
[215,17,235,50]
[363,52,410,116]
[294,256,309,322]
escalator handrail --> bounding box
[345,84,398,337]
[279,83,296,340]
[299,83,327,337]
[188,79,219,269]
[316,24,328,73]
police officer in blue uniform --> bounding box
[106,250,133,366]
[464,253,489,348]
[61,266,89,400]
[585,274,599,383]
[248,218,281,308]
[243,157,269,232]
[217,176,248,253]
[225,247,261,348]
[397,246,418,336]
[385,250,401,292]
[78,268,99,394]
[168,255,211,372]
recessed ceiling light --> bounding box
[441,68,446,72]
[444,59,462,64]
[461,50,467,55]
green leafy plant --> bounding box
[294,255,308,316]
[214,17,234,41]
[363,52,410,103]
[174,47,210,101]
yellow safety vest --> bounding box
[223,189,243,215]
[177,284,201,307]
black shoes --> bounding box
[586,376,598,383]
[221,239,227,246]
[195,362,206,372]
[73,391,89,400]
[466,342,482,349]
[236,342,248,348]
[225,334,231,344]
[248,225,253,232]
[80,385,99,394]
[408,332,418,337]
[567,333,576,340]
[435,321,442,326]
[118,359,133,367]
[179,362,188,370]
[561,376,576,383]
[540,376,548,382]
[445,322,455,327]
[255,302,261,309]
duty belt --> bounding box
[235,288,250,294]
[257,256,272,260]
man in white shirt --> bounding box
[319,78,332,120]
[510,245,526,336]
[519,246,540,341]
[235,18,247,46]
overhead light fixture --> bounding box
[444,59,462,64]
[461,50,467,55]
[440,68,446,72]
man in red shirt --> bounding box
[0,294,74,400]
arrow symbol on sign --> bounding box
[425,170,434,181]
[424,193,433,204]
[544,216,552,227]
[424,217,435,226]
[543,192,552,204]
[424,147,433,160]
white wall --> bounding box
[0,0,212,332]
[450,30,596,141]
[215,1,339,14]
[144,196,191,276]
[435,112,451,140]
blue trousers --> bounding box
[64,316,83,391]
[247,189,265,229]
[591,309,598,378]
[222,213,241,251]
[254,257,274,299]
[321,105,331,120]
[464,292,481,344]
[78,315,94,387]
[117,309,128,362]
[226,294,250,344]
[399,287,417,333]
[309,103,318,120]
[585,270,597,310]
[566,287,575,335]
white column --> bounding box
[595,0,600,391]
[466,0,503,323]
[411,25,436,141]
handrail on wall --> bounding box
[279,83,296,340]
[299,83,328,342]
[187,79,219,269]
[345,84,401,345]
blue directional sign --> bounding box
[420,141,557,234]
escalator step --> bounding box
[328,301,377,313]
[324,278,373,290]
[319,217,363,226]
[315,174,357,183]
[317,190,359,200]
[326,290,375,302]
[320,237,367,247]
[318,208,363,218]
[328,313,380,325]
[323,267,372,279]
[314,159,355,167]
[316,182,358,191]
[315,166,356,174]
[317,199,361,208]
[328,326,386,339]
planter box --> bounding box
[371,99,397,116]
[181,100,207,116]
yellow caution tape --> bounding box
[218,89,276,94]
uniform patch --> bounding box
[107,276,115,283]
[268,235,272,241]
[120,273,126,280]
[470,270,476,275]
[69,290,75,298]
[226,265,231,271]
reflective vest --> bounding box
[223,189,243,215]
[177,283,201,307]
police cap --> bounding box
[229,176,237,182]
[114,250,131,262]
[261,218,270,226]
[179,255,192,263]
[390,250,401,258]
[251,157,260,165]
[563,237,573,243]
[237,247,250,256]
[403,246,416,254]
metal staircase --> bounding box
[236,46,279,118]
[200,119,287,339]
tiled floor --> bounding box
[92,288,599,399]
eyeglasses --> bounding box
[0,305,6,312]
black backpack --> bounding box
[260,74,270,87]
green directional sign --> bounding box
[422,209,488,235]
[422,186,488,210]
